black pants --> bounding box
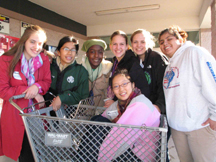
[19,132,35,162]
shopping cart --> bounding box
[10,94,167,162]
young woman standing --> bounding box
[131,29,168,114]
[45,36,89,111]
[0,25,51,162]
[105,30,150,108]
[159,25,216,162]
[81,39,112,107]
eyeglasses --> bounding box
[62,47,76,53]
[112,82,130,90]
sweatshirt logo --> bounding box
[67,76,74,83]
[207,62,216,82]
[163,67,180,89]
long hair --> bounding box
[4,25,47,77]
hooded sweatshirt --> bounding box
[163,41,216,132]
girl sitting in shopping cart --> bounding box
[97,68,161,161]
[79,68,161,161]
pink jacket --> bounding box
[99,94,160,161]
[0,53,51,160]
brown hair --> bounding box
[110,30,128,45]
[158,25,188,43]
[4,25,47,77]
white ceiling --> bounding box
[29,0,212,36]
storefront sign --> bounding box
[0,14,10,34]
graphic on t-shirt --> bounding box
[163,67,180,89]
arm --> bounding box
[0,57,27,100]
[193,48,216,127]
[34,55,51,95]
[58,67,89,106]
[154,55,167,114]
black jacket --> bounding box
[112,49,150,98]
[138,48,168,114]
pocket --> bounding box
[205,126,216,139]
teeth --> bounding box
[120,92,126,96]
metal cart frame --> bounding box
[10,94,167,162]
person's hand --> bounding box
[153,104,161,113]
[23,85,39,99]
[202,118,216,130]
[34,94,45,108]
[50,96,61,111]
[104,99,114,108]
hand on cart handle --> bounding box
[50,96,62,111]
[34,94,45,108]
[23,84,39,99]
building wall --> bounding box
[200,28,211,53]
[212,0,216,58]
[0,7,87,62]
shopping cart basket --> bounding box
[10,94,167,162]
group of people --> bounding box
[0,24,215,162]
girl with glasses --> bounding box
[98,68,160,161]
[44,36,89,111]
[104,30,150,108]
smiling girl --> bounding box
[81,39,112,107]
[99,69,160,161]
[0,25,51,161]
[105,30,150,108]
[159,25,216,162]
[45,36,89,111]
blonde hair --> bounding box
[131,29,155,49]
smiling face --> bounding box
[110,35,128,62]
[57,42,76,65]
[23,31,46,60]
[159,32,182,58]
[86,45,104,69]
[112,74,134,101]
[131,32,147,56]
